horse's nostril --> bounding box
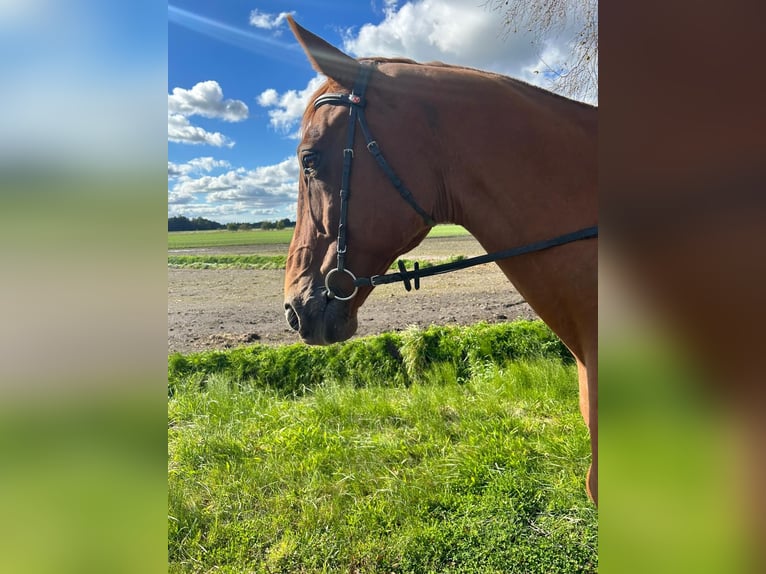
[284,304,300,332]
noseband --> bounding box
[312,62,597,301]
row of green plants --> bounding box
[167,254,466,271]
[168,254,287,270]
[169,321,595,573]
[168,321,572,396]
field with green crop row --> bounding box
[167,254,465,270]
[168,322,597,573]
[168,224,469,250]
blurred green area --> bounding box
[0,175,163,247]
[599,339,753,574]
[0,395,165,574]
[0,173,168,572]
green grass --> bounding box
[425,224,469,238]
[168,224,469,250]
[599,342,748,574]
[168,229,294,249]
[168,322,596,573]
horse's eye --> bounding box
[301,151,319,176]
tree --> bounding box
[190,217,223,231]
[168,216,224,231]
[168,215,193,231]
[261,221,274,231]
[485,0,597,102]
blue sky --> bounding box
[168,0,595,223]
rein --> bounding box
[313,62,598,301]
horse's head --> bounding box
[283,17,436,344]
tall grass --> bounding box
[168,321,596,573]
[168,321,572,396]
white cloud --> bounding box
[168,156,231,178]
[340,0,594,100]
[249,9,293,30]
[168,200,296,222]
[168,80,248,146]
[168,80,248,122]
[254,0,594,139]
[256,75,326,135]
[168,189,196,205]
[168,157,300,219]
[168,112,234,147]
[343,0,539,74]
[257,88,279,107]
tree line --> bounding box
[168,216,295,232]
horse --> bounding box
[282,16,598,504]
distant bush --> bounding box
[168,215,223,231]
[169,217,296,232]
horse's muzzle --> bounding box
[283,295,358,345]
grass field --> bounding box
[168,224,469,250]
[168,322,597,573]
[167,254,465,270]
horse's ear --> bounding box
[287,16,360,88]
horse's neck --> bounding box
[444,86,595,232]
[434,77,598,358]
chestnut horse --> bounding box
[283,17,598,503]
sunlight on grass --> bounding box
[600,342,749,574]
[168,323,595,573]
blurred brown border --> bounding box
[601,2,766,571]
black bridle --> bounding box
[311,62,598,301]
